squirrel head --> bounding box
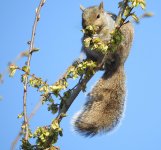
[81,2,107,29]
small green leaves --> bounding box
[51,119,60,130]
[67,60,97,80]
[130,0,146,9]
[48,103,58,114]
[118,1,124,8]
[39,85,49,93]
[31,48,40,54]
[21,139,33,150]
[17,112,24,119]
[34,126,50,147]
[131,13,139,23]
[83,37,109,54]
[29,77,43,88]
[22,66,30,74]
[51,119,63,136]
[82,25,99,35]
[33,119,62,149]
[84,28,123,55]
[9,64,18,77]
[50,84,64,96]
[109,29,124,52]
[60,113,67,118]
[124,6,132,17]
[84,37,92,48]
[82,25,110,54]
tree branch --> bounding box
[22,0,45,141]
[116,0,129,26]
[11,98,43,150]
[57,73,94,120]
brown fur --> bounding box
[74,3,134,136]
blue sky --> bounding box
[0,0,161,150]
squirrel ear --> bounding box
[80,4,85,11]
[99,2,104,12]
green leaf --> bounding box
[22,66,30,74]
[17,112,24,119]
[31,48,40,54]
[131,0,146,9]
[51,119,60,130]
[60,113,67,118]
[140,1,146,9]
[83,37,92,48]
[39,85,49,93]
[29,77,43,88]
[132,14,139,23]
[48,103,58,114]
[124,6,131,17]
[50,85,61,92]
[118,1,124,8]
[9,64,18,77]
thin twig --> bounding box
[11,98,43,150]
[10,131,23,150]
[115,0,129,26]
[22,0,45,142]
[28,98,43,120]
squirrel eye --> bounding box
[97,14,100,19]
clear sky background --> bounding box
[0,0,161,150]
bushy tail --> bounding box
[73,65,126,136]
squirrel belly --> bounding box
[73,65,126,136]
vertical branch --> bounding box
[11,98,43,150]
[23,0,46,141]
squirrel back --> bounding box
[73,2,134,136]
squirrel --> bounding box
[73,2,134,136]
